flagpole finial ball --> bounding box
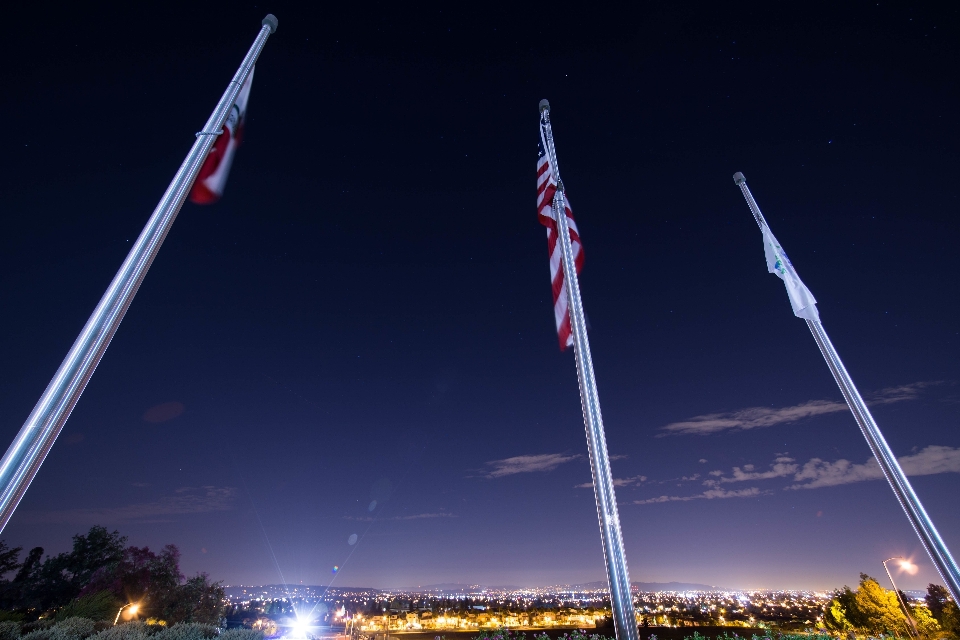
[539,99,550,113]
[262,14,278,33]
[733,172,746,185]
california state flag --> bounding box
[189,67,255,204]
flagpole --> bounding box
[0,15,279,534]
[733,171,960,602]
[540,100,639,640]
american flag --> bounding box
[189,67,255,204]
[537,121,583,351]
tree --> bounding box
[55,590,122,622]
[823,586,862,633]
[0,547,43,611]
[65,527,127,588]
[0,543,21,579]
[823,574,912,638]
[855,574,912,637]
[926,584,960,638]
[0,527,223,624]
[909,603,943,639]
[80,544,181,617]
[17,526,128,611]
[11,548,42,585]
[161,574,225,625]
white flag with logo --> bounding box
[761,224,819,320]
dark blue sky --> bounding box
[1,1,958,591]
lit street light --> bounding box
[114,603,139,626]
[882,557,919,639]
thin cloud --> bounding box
[659,382,938,437]
[788,445,960,489]
[635,445,960,503]
[575,475,647,489]
[21,486,237,524]
[869,381,937,405]
[483,453,581,478]
[634,487,765,505]
[660,400,847,436]
[142,401,185,424]
[718,457,798,483]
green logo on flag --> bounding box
[770,242,788,275]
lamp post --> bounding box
[882,557,919,639]
[114,603,139,626]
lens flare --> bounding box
[292,619,308,638]
[899,559,919,575]
[332,565,339,574]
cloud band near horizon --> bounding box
[659,382,939,436]
[634,445,960,504]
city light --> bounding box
[222,584,843,633]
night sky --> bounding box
[1,2,958,592]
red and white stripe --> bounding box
[189,67,255,204]
[537,148,583,351]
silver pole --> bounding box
[883,557,920,638]
[540,100,639,640]
[0,14,279,534]
[733,171,960,603]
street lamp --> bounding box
[882,557,919,639]
[114,603,139,626]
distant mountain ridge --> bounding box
[571,580,725,592]
[225,580,727,596]
[403,583,524,592]
[401,581,726,593]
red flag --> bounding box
[189,67,255,204]
[537,126,583,351]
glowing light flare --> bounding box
[899,559,919,575]
[291,619,308,638]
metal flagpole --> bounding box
[733,171,960,602]
[0,14,279,534]
[882,557,920,639]
[540,100,639,640]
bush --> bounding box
[57,592,122,623]
[218,630,264,640]
[89,622,153,640]
[0,621,20,640]
[152,624,217,640]
[20,621,93,640]
[683,634,837,640]
[20,622,53,636]
[53,618,97,640]
[21,621,99,640]
[21,629,58,640]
